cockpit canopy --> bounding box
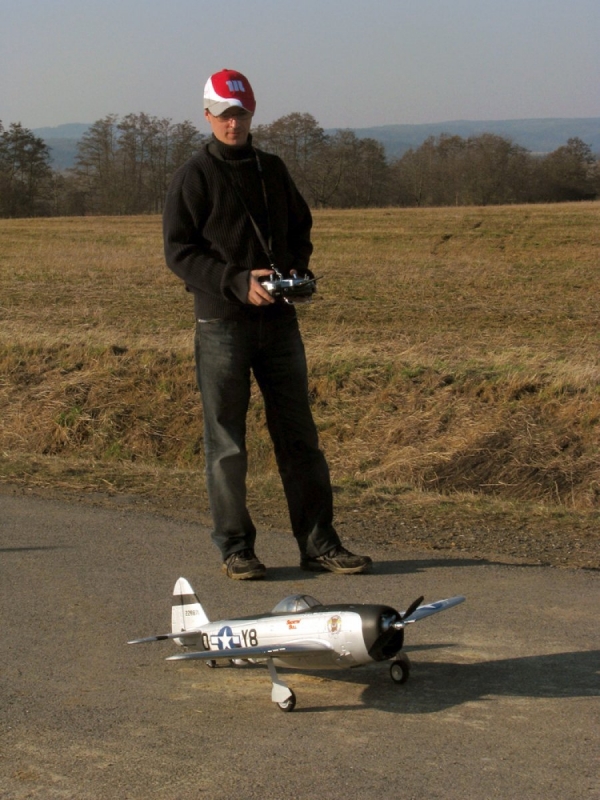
[271,594,322,614]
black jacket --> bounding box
[163,136,313,320]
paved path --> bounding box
[1,492,598,799]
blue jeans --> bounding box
[194,313,341,560]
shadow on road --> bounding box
[373,557,532,574]
[301,648,600,713]
[181,647,599,714]
[0,545,74,553]
[258,556,528,582]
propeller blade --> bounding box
[402,596,425,620]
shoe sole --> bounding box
[300,561,372,575]
[221,564,266,580]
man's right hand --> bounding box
[247,269,276,306]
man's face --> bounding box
[205,107,253,146]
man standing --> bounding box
[163,69,371,579]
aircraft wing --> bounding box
[404,595,465,623]
[166,641,334,663]
[128,630,203,645]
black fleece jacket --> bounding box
[163,135,313,320]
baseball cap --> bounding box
[203,69,256,116]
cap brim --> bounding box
[204,98,252,116]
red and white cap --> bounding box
[203,69,256,116]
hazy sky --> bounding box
[2,0,599,132]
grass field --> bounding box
[1,204,599,565]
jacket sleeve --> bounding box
[162,159,249,304]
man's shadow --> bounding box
[265,556,513,582]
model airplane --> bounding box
[129,577,465,711]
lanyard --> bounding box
[218,147,278,273]
[251,150,277,271]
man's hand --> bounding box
[247,269,276,306]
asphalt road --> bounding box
[1,490,598,800]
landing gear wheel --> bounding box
[277,690,297,712]
[390,658,410,684]
[205,659,217,669]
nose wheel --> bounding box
[390,653,411,684]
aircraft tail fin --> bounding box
[171,577,209,642]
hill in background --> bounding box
[344,117,600,158]
[33,124,91,170]
[346,117,600,159]
[35,117,600,170]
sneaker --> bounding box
[222,549,266,580]
[300,545,372,575]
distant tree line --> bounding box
[388,132,600,207]
[1,113,599,217]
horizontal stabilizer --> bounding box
[128,630,202,645]
[167,641,333,662]
[404,595,465,623]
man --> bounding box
[163,68,371,579]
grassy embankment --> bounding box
[1,204,599,564]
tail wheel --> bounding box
[277,690,297,712]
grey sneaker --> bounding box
[300,545,372,575]
[222,549,266,580]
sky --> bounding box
[1,0,599,133]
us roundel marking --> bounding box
[211,626,241,650]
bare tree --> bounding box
[73,115,121,214]
[389,137,438,206]
[253,113,326,201]
[325,131,389,207]
[72,115,205,214]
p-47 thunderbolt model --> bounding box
[129,578,465,711]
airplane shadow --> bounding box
[291,649,600,714]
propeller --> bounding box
[402,595,425,620]
[387,596,425,631]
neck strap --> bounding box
[216,147,278,274]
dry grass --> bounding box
[1,204,599,556]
